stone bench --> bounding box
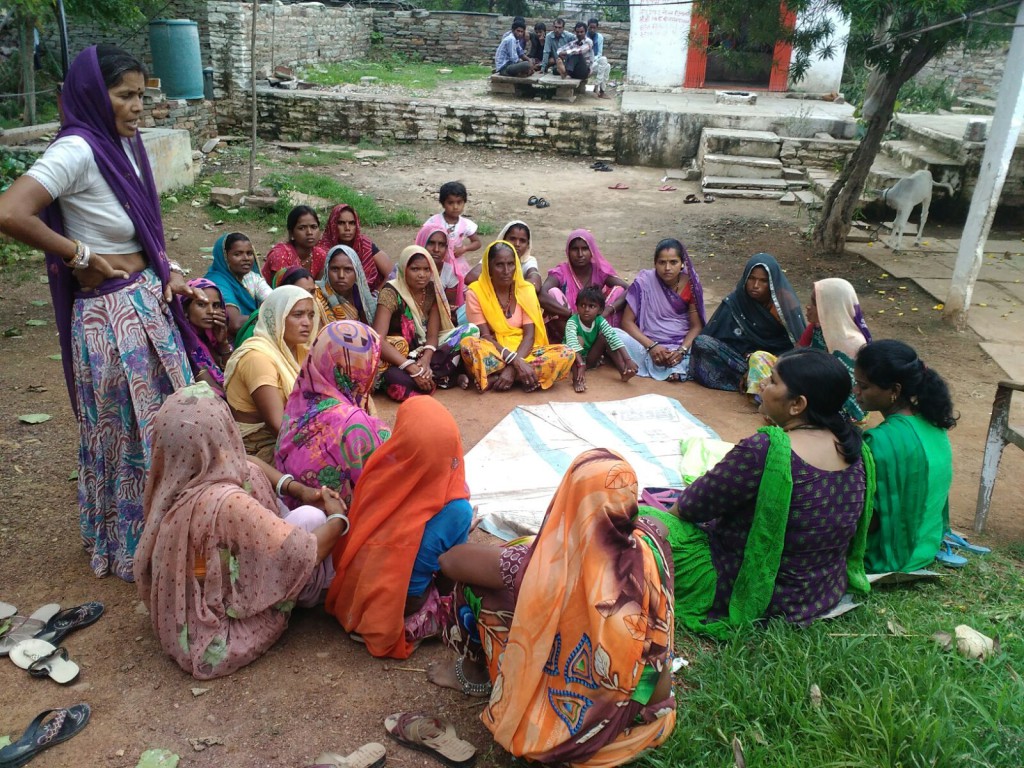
[489,73,582,103]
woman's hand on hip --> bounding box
[85,253,131,282]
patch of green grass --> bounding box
[293,149,356,167]
[300,57,491,91]
[647,553,1024,767]
[264,171,419,227]
[476,220,497,237]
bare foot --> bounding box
[620,367,637,382]
[426,659,490,695]
[457,373,470,390]
[574,378,586,393]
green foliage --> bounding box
[0,150,32,194]
[300,56,490,91]
[262,172,420,228]
[647,552,1024,767]
[843,70,956,115]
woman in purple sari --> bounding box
[616,238,706,381]
[0,45,198,581]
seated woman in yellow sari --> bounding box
[460,240,574,392]
[425,449,676,767]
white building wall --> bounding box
[790,6,850,93]
[626,0,691,87]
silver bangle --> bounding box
[325,512,350,536]
[398,358,415,371]
[275,473,294,497]
[168,259,188,276]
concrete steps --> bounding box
[702,153,784,179]
[697,128,781,163]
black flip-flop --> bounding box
[527,195,539,206]
[595,164,613,172]
[0,704,90,768]
[33,601,104,646]
[684,193,701,204]
[535,198,550,208]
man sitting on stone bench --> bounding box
[542,18,573,74]
[494,18,535,78]
[556,21,593,88]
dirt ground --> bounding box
[1,140,1022,767]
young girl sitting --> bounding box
[566,285,637,392]
[183,277,233,393]
[204,232,272,341]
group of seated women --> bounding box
[133,199,961,767]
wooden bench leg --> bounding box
[974,384,1012,533]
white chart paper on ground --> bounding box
[465,394,718,540]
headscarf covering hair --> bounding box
[387,246,455,343]
[546,228,619,311]
[319,204,382,290]
[416,220,466,306]
[183,277,228,386]
[498,220,532,261]
[271,265,314,289]
[813,278,871,359]
[701,253,806,355]
[223,285,318,399]
[135,382,317,679]
[276,320,391,504]
[317,244,377,323]
[41,45,199,412]
[325,397,468,660]
[482,448,675,764]
[205,232,260,316]
[470,240,548,348]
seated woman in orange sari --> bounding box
[427,449,676,767]
[325,397,473,659]
[460,240,574,392]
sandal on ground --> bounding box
[944,531,991,555]
[639,487,682,512]
[935,541,968,569]
[527,195,539,206]
[658,185,677,192]
[608,182,629,190]
[703,193,716,203]
[311,743,386,768]
[0,703,90,768]
[683,193,701,204]
[32,601,104,646]
[384,712,476,768]
[535,198,550,208]
[0,604,60,657]
[589,161,605,169]
[9,639,80,684]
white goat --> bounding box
[880,169,956,249]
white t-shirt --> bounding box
[438,262,459,291]
[26,135,144,254]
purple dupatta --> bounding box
[41,46,198,414]
[625,243,706,346]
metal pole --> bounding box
[248,0,259,194]
[54,0,69,77]
[943,0,1024,330]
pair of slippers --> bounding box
[309,713,476,768]
[684,193,716,203]
[935,531,992,568]
[0,704,91,768]
[591,161,613,171]
[527,196,550,208]
[1,601,105,685]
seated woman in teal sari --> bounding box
[647,348,873,634]
[853,340,957,573]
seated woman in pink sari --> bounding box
[275,320,391,505]
[540,229,628,342]
[135,382,349,680]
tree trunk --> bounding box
[811,35,945,257]
[19,15,36,126]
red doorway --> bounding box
[683,5,796,91]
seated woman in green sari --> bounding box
[647,348,874,634]
[853,340,958,572]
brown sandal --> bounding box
[384,713,476,768]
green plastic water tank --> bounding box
[148,20,204,100]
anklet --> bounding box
[455,657,493,697]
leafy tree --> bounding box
[693,0,1013,256]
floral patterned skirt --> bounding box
[458,337,574,392]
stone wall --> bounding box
[220,87,619,157]
[915,42,1009,99]
[779,136,859,171]
[372,11,630,72]
[207,2,374,100]
[143,93,218,144]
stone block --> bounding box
[244,194,280,209]
[210,187,245,206]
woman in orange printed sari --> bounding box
[428,449,676,767]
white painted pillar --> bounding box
[944,0,1024,330]
[626,0,690,87]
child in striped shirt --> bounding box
[566,285,638,392]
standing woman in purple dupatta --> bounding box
[0,45,199,581]
[616,238,706,381]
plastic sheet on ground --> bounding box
[465,394,718,540]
